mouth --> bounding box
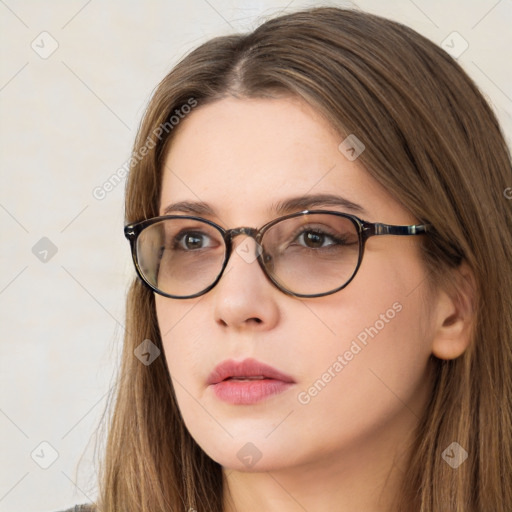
[207,358,295,405]
[224,376,266,381]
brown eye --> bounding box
[173,231,214,251]
[301,231,327,248]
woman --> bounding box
[64,6,512,512]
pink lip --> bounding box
[207,358,295,405]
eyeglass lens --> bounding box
[135,214,361,297]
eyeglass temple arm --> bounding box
[125,226,136,240]
[363,222,429,238]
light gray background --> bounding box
[0,1,511,511]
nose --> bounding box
[212,234,280,330]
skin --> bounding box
[155,96,470,511]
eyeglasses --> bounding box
[124,210,429,299]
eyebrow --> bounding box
[162,193,367,218]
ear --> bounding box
[431,262,477,360]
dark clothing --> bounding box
[58,505,94,512]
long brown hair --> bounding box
[93,7,512,511]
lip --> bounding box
[207,358,295,405]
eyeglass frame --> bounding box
[124,209,429,299]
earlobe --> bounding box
[431,262,477,360]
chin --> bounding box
[192,433,305,473]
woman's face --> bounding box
[156,96,436,472]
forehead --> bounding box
[159,96,394,225]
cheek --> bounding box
[155,297,207,387]
[155,298,245,463]
[155,297,216,437]
[294,246,434,433]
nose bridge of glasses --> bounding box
[226,227,265,264]
[227,226,260,243]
